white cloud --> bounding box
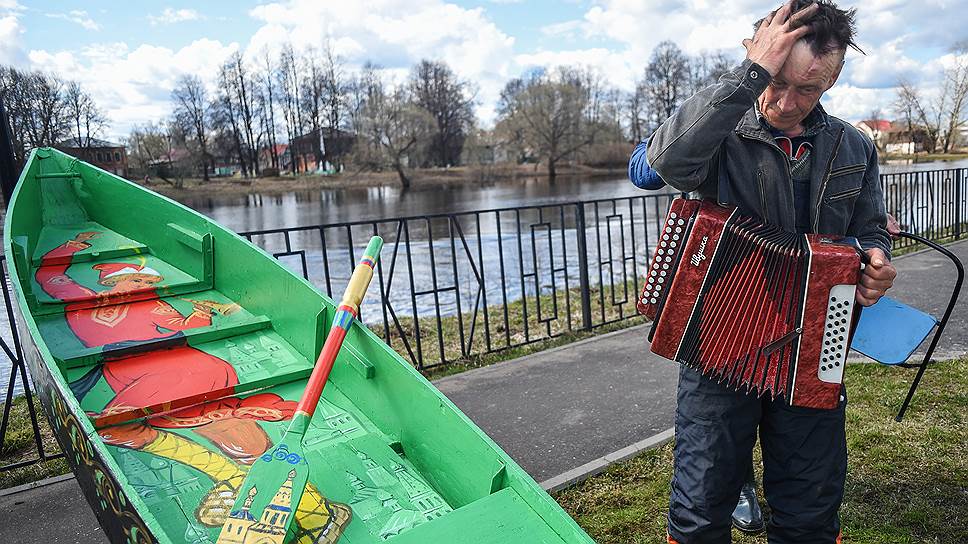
[46,10,100,31]
[540,20,583,40]
[845,39,927,88]
[147,8,202,26]
[573,0,968,123]
[246,0,516,125]
[516,48,638,90]
[822,84,895,123]
[27,39,238,140]
[0,14,24,65]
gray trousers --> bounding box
[668,365,847,543]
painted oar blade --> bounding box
[216,433,310,544]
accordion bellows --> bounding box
[638,199,862,409]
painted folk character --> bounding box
[36,231,292,463]
[36,231,351,540]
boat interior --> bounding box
[7,150,577,543]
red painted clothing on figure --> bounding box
[35,240,292,418]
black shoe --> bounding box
[731,482,765,534]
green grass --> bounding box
[381,277,647,380]
[0,396,70,489]
[891,228,968,258]
[553,360,968,543]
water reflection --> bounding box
[176,175,648,233]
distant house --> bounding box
[56,137,128,177]
[855,119,892,150]
[884,125,930,155]
[259,144,290,173]
[289,128,355,174]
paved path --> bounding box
[434,326,678,486]
[2,239,965,543]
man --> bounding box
[634,1,896,541]
[629,137,766,537]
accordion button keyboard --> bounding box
[818,284,856,384]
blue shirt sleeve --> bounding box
[628,140,666,190]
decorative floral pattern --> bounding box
[45,373,155,543]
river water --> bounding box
[4,159,968,396]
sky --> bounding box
[3,0,967,142]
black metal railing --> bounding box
[238,193,677,370]
[0,256,65,474]
[2,167,966,474]
[882,168,967,249]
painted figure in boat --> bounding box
[36,231,350,543]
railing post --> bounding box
[575,203,593,331]
[0,98,19,206]
[956,168,963,240]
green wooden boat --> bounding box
[4,148,594,544]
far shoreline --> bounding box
[141,164,626,199]
[136,152,968,200]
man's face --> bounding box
[758,40,843,134]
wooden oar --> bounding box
[216,235,383,544]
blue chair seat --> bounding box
[851,296,938,365]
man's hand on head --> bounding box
[743,1,818,76]
[856,248,896,307]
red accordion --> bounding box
[637,199,863,409]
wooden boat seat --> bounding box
[30,251,207,309]
[31,221,148,266]
[13,221,214,316]
[39,289,269,367]
[69,324,318,429]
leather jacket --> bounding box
[645,59,890,256]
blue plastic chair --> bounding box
[850,232,964,421]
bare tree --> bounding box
[895,79,944,153]
[171,74,211,181]
[227,52,259,175]
[258,49,280,170]
[277,43,304,173]
[688,51,733,94]
[941,54,968,152]
[627,81,649,143]
[645,41,691,126]
[64,80,106,146]
[0,67,71,163]
[213,64,248,176]
[127,121,184,187]
[496,66,607,181]
[322,42,350,169]
[354,78,435,189]
[347,62,381,135]
[409,59,476,167]
[301,46,325,170]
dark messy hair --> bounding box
[755,0,864,56]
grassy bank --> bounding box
[383,277,645,380]
[554,360,968,543]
